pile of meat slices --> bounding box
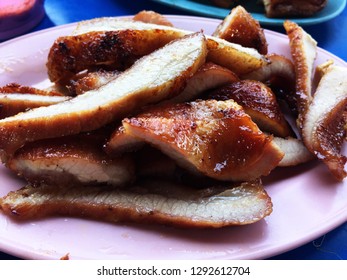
[0,7,346,228]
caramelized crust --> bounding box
[284,20,317,130]
[0,33,207,156]
[213,5,268,55]
[263,0,328,18]
[207,80,292,137]
[6,133,135,187]
[302,65,347,181]
[0,179,272,228]
[47,29,184,85]
[0,83,63,96]
[123,99,284,181]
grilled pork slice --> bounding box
[164,62,239,104]
[284,20,317,130]
[69,18,268,75]
[302,65,347,181]
[0,179,272,228]
[212,5,268,54]
[263,0,327,18]
[207,80,292,137]
[0,33,207,156]
[6,132,135,187]
[273,137,314,167]
[0,94,69,119]
[133,10,174,27]
[0,83,63,96]
[123,100,284,181]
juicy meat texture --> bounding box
[6,132,135,187]
[46,29,185,85]
[263,0,328,18]
[273,137,314,167]
[0,179,272,228]
[164,62,240,104]
[302,65,347,181]
[284,20,317,130]
[212,5,268,55]
[0,33,207,156]
[0,93,69,119]
[71,18,269,76]
[122,99,284,181]
[207,80,292,137]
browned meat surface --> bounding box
[263,0,327,18]
[0,83,63,96]
[284,20,317,130]
[122,99,284,181]
[302,65,347,181]
[6,131,135,187]
[207,80,292,137]
[0,179,272,228]
[0,33,207,156]
[213,5,268,55]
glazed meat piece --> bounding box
[0,179,272,228]
[163,62,239,104]
[207,80,292,137]
[0,83,63,96]
[213,5,268,55]
[6,132,135,187]
[302,65,347,181]
[122,99,284,181]
[263,0,327,18]
[71,18,268,76]
[284,20,317,130]
[0,33,207,156]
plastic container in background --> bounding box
[0,0,45,41]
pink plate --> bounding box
[0,15,347,260]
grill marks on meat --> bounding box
[47,29,184,85]
[0,179,272,228]
[0,33,207,156]
[302,65,347,181]
[123,99,284,181]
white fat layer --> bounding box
[302,30,317,97]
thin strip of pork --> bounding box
[212,5,268,54]
[0,94,69,119]
[0,179,272,228]
[53,18,268,80]
[0,83,63,96]
[133,10,174,26]
[163,62,239,104]
[6,133,135,187]
[207,80,292,137]
[0,33,207,156]
[122,99,284,181]
[302,65,347,181]
[284,20,317,130]
[273,137,314,167]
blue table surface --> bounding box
[0,0,346,260]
